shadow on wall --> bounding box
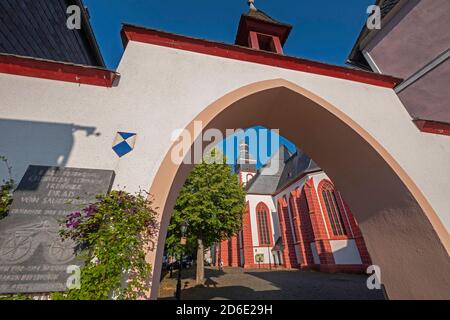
[0,118,100,185]
[271,211,281,239]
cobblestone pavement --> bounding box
[158,266,385,300]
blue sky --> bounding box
[219,126,296,169]
[82,0,373,167]
[84,0,373,69]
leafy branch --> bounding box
[52,190,159,300]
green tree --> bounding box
[52,191,158,300]
[166,149,246,284]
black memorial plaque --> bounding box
[0,165,115,294]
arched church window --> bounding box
[256,202,271,245]
[320,182,347,236]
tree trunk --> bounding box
[196,238,204,285]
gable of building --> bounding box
[245,145,321,195]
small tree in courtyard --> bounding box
[166,149,246,284]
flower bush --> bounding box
[52,190,159,300]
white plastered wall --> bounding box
[330,240,362,265]
[0,39,449,235]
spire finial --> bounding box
[248,0,257,11]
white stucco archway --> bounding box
[1,31,449,299]
[146,79,450,300]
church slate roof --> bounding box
[380,0,401,19]
[347,0,402,70]
[0,0,105,67]
[234,7,293,47]
[276,149,320,191]
[245,145,320,195]
[244,9,292,28]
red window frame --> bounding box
[318,180,350,239]
[248,31,284,54]
[256,202,273,246]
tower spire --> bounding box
[236,1,292,53]
[248,0,257,11]
[236,139,256,174]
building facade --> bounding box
[347,0,450,134]
[217,142,371,273]
[0,1,449,299]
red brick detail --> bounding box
[303,178,335,265]
[121,25,403,89]
[290,189,315,266]
[219,239,229,266]
[272,36,284,55]
[241,202,255,268]
[244,263,290,270]
[277,197,298,268]
[316,178,372,268]
[248,31,260,50]
[230,235,240,267]
[317,180,352,240]
[414,119,450,136]
[0,53,118,87]
[337,193,372,266]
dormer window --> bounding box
[248,31,283,54]
[257,34,276,53]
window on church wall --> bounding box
[256,203,271,245]
[320,183,347,237]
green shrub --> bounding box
[51,190,158,300]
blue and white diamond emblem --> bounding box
[112,132,136,157]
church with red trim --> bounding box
[207,4,372,274]
[216,140,371,273]
[1,0,449,299]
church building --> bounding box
[215,5,372,273]
[1,0,448,299]
[217,139,371,273]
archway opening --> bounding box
[148,79,450,300]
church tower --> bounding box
[235,0,292,54]
[235,140,257,186]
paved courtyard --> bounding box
[158,266,385,300]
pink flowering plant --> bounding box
[52,190,159,300]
